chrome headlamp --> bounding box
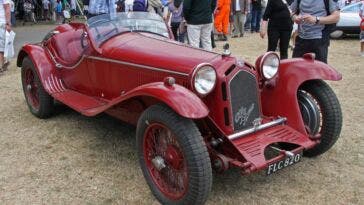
[192,64,217,96]
[259,52,280,80]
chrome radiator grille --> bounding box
[229,71,261,131]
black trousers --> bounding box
[267,28,292,59]
[292,37,327,63]
[171,22,180,41]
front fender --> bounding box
[261,58,342,134]
[17,44,57,94]
[89,82,209,119]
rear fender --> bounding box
[261,58,342,134]
[17,44,57,94]
[92,82,209,119]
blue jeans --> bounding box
[250,8,262,32]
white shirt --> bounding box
[71,0,76,10]
[43,0,50,10]
[0,0,11,24]
[236,0,241,11]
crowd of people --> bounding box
[104,0,363,62]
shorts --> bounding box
[360,31,364,42]
[0,24,5,52]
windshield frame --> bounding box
[85,12,171,48]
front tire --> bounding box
[298,80,342,157]
[136,104,212,205]
[21,57,54,118]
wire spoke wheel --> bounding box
[144,123,188,200]
[24,66,40,110]
[21,57,54,119]
[137,104,212,205]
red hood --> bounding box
[100,32,220,75]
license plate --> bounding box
[266,152,302,175]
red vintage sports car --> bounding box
[17,13,342,205]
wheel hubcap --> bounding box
[143,123,188,200]
[298,90,321,135]
[23,68,40,110]
[152,156,166,171]
[26,84,32,92]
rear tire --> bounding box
[136,104,212,205]
[298,80,342,157]
[21,57,54,118]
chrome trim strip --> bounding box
[87,56,189,76]
[45,47,86,69]
[228,117,287,140]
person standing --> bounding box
[88,0,116,19]
[183,0,216,51]
[231,0,249,38]
[260,0,293,59]
[43,0,50,21]
[250,0,262,32]
[55,0,62,24]
[0,0,11,74]
[290,0,340,63]
[214,0,231,41]
[167,0,185,42]
[70,0,77,20]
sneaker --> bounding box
[222,35,228,41]
[240,33,244,37]
[231,34,238,38]
[0,67,4,75]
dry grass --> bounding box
[0,33,363,205]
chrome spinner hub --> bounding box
[152,156,166,171]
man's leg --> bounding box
[240,14,246,36]
[187,24,201,48]
[244,11,251,31]
[314,39,327,63]
[222,10,229,37]
[200,23,213,51]
[267,28,279,52]
[0,24,5,73]
[279,30,292,59]
[232,14,240,37]
[292,36,309,58]
[255,9,262,32]
[251,9,256,32]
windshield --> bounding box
[87,12,169,47]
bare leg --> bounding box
[0,52,4,73]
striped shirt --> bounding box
[89,0,116,15]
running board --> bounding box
[52,90,107,116]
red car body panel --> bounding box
[261,58,342,135]
[101,33,220,74]
[17,21,342,175]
